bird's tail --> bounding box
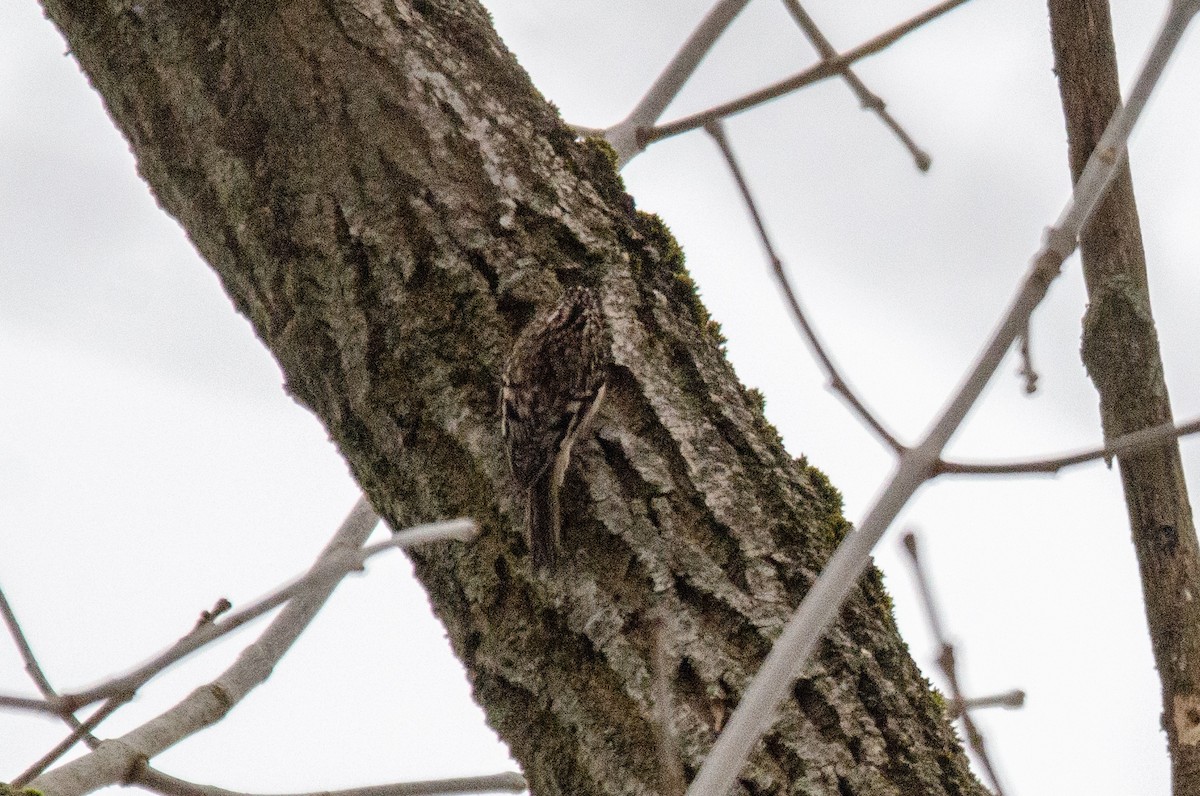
[527,474,561,570]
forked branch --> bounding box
[902,532,1008,796]
[646,0,971,146]
[0,516,475,714]
[685,4,1199,793]
[778,0,930,170]
[24,501,476,796]
[594,0,943,167]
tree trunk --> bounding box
[1047,1,1200,791]
[40,2,983,794]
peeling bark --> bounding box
[39,1,983,794]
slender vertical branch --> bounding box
[1048,0,1200,790]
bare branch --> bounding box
[0,583,93,720]
[3,500,485,796]
[24,497,379,795]
[947,689,1026,719]
[778,0,930,170]
[0,583,58,699]
[11,697,129,788]
[26,500,472,796]
[194,598,233,631]
[685,6,1196,793]
[0,693,64,714]
[1016,323,1038,394]
[59,515,474,709]
[135,768,528,796]
[363,517,478,551]
[1050,0,1200,244]
[647,0,972,145]
[901,532,1008,796]
[1,581,108,757]
[599,0,751,165]
[704,119,904,453]
[939,415,1200,476]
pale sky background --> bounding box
[2,1,1198,794]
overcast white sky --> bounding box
[3,1,1199,794]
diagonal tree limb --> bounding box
[0,584,59,700]
[22,495,377,794]
[594,0,751,166]
[39,517,473,710]
[30,2,998,793]
[11,697,129,788]
[26,500,475,796]
[3,501,493,796]
[685,4,1199,792]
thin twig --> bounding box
[1,581,105,752]
[135,767,528,796]
[647,0,972,145]
[27,501,473,796]
[25,497,380,796]
[4,499,492,796]
[947,689,1026,719]
[939,415,1200,476]
[704,119,904,452]
[778,0,930,170]
[0,583,59,699]
[0,693,64,713]
[1016,323,1038,394]
[11,696,129,788]
[53,516,474,709]
[684,7,1196,793]
[902,532,1008,796]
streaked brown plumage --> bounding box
[502,286,610,569]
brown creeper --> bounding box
[502,286,611,569]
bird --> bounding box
[501,286,611,569]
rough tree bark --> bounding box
[1048,1,1200,792]
[39,2,983,795]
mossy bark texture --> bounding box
[40,2,983,794]
[1048,1,1200,791]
